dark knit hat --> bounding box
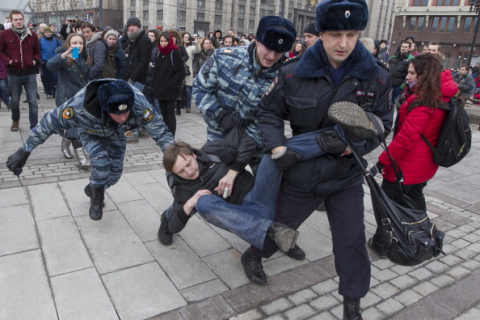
[255,16,296,53]
[303,22,319,36]
[126,17,141,28]
[98,80,135,115]
[316,0,369,32]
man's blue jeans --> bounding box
[194,126,348,248]
[9,73,38,128]
[182,85,192,109]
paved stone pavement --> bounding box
[1,85,480,320]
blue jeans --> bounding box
[9,73,38,128]
[194,126,346,248]
[182,85,192,109]
[0,78,9,105]
[40,61,58,96]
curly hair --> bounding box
[409,53,442,109]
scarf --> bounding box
[127,28,143,42]
[158,34,178,55]
[12,25,27,37]
[86,32,101,46]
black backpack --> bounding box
[420,98,472,167]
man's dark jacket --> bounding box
[258,39,393,197]
[120,30,151,84]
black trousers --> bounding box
[371,179,428,254]
[250,179,370,299]
[158,100,177,136]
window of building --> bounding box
[249,20,254,29]
[432,16,455,32]
[131,0,136,6]
[260,9,265,16]
[215,15,222,24]
[463,17,478,33]
[238,19,244,29]
[178,0,186,5]
[143,0,148,5]
[435,0,460,5]
[289,1,294,8]
[239,5,245,14]
[197,13,205,21]
[297,2,302,8]
[215,0,223,10]
[157,0,163,3]
[143,10,148,20]
[411,0,428,5]
[288,13,293,20]
[250,7,255,15]
[157,10,163,20]
[178,10,186,21]
[198,0,205,7]
[131,10,136,17]
[409,16,425,31]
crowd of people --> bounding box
[1,0,474,319]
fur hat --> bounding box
[39,23,48,29]
[126,17,141,28]
[98,80,135,115]
[303,22,319,36]
[316,0,369,32]
[255,16,296,53]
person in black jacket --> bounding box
[252,1,393,319]
[152,32,185,136]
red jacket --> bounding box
[0,28,41,75]
[378,70,458,184]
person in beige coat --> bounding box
[181,32,200,113]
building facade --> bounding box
[363,0,397,42]
[391,0,480,68]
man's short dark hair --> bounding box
[163,141,194,174]
[9,10,24,19]
[223,35,235,44]
[401,40,411,48]
[428,41,441,49]
[80,22,97,32]
[459,65,468,70]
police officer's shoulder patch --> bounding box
[220,48,233,54]
[265,77,279,96]
[143,108,154,122]
[62,107,75,120]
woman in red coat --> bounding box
[369,53,458,258]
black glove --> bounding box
[216,110,243,134]
[316,130,348,155]
[273,149,301,172]
[369,161,385,177]
[6,148,31,176]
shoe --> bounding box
[61,138,73,159]
[316,202,326,211]
[84,184,105,208]
[241,248,268,286]
[285,245,306,260]
[267,222,299,253]
[74,147,90,170]
[328,101,384,140]
[343,297,362,320]
[89,186,104,220]
[186,108,191,113]
[176,109,181,115]
[10,121,19,132]
[368,237,387,259]
[158,211,173,245]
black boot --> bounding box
[285,244,306,260]
[241,248,268,286]
[89,186,104,221]
[158,211,173,245]
[343,297,362,320]
[84,184,105,208]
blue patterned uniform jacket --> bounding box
[22,79,174,152]
[193,43,282,152]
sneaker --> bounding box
[267,222,299,253]
[158,212,173,245]
[368,237,387,259]
[10,121,19,132]
[328,101,384,140]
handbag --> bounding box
[346,122,445,266]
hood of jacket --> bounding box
[294,39,379,80]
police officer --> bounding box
[247,1,393,319]
[6,79,174,221]
[193,16,296,172]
